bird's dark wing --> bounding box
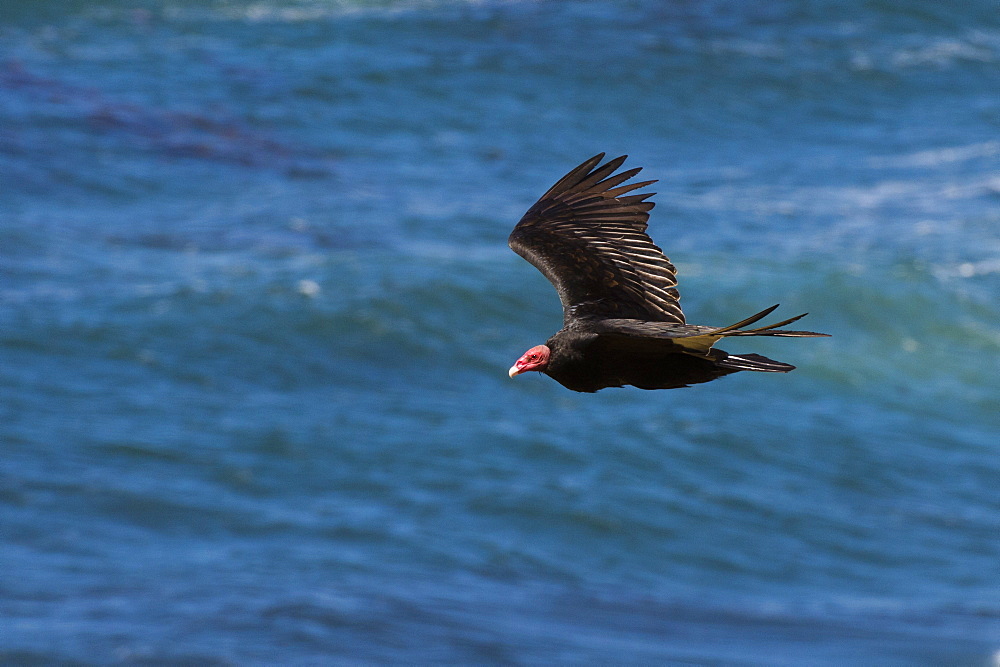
[592,305,830,354]
[508,153,685,325]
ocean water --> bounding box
[2,0,999,663]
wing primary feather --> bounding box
[697,307,830,338]
[731,312,808,334]
[704,304,780,335]
[589,167,645,193]
[535,153,606,201]
[563,155,630,195]
[605,179,658,197]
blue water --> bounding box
[2,0,999,663]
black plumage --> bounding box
[507,153,829,392]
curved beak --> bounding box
[508,363,523,378]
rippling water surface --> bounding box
[2,0,999,663]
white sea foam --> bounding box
[869,141,1000,169]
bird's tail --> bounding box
[714,352,796,373]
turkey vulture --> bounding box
[507,153,829,392]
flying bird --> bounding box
[507,153,829,392]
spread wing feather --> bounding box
[508,153,686,325]
[594,305,830,354]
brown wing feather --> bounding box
[508,154,685,324]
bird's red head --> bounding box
[508,345,551,378]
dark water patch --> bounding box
[0,59,334,198]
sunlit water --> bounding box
[2,0,999,663]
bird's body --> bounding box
[507,154,828,392]
[539,325,732,392]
